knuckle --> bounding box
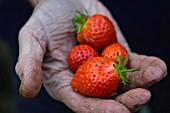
[15,62,23,79]
[15,62,20,75]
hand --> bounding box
[15,0,167,112]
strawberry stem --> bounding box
[120,68,140,73]
[72,9,88,33]
[113,53,139,86]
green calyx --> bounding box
[113,53,139,86]
[71,9,88,33]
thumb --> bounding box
[15,26,46,98]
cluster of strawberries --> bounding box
[67,11,138,98]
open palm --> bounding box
[15,0,167,112]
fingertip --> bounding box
[134,88,151,103]
[20,78,42,98]
[16,57,44,98]
[19,62,43,98]
[115,88,151,112]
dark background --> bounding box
[0,0,170,113]
[0,0,32,113]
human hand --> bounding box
[15,0,167,112]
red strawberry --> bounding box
[71,54,139,98]
[67,44,98,73]
[72,11,117,51]
[101,43,129,65]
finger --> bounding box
[57,87,131,113]
[15,26,46,98]
[115,88,151,112]
[125,53,167,90]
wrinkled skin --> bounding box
[15,0,167,112]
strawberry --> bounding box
[101,43,129,65]
[72,11,117,52]
[67,44,98,73]
[71,54,139,98]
